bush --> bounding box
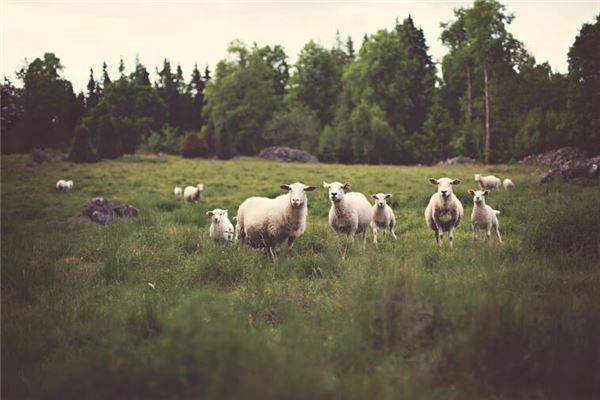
[68,126,98,163]
[137,125,182,154]
[94,114,123,159]
[180,132,208,158]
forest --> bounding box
[1,0,599,164]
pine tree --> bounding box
[101,61,111,86]
[86,68,99,108]
[69,125,98,163]
[118,57,125,78]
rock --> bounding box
[438,155,479,165]
[258,146,318,163]
[76,197,139,224]
[31,149,51,164]
[520,147,586,167]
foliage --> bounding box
[68,125,98,163]
[137,124,182,154]
[0,78,24,153]
[263,106,320,152]
[180,132,208,158]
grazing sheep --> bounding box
[474,174,501,190]
[183,184,204,203]
[468,189,502,242]
[173,186,183,197]
[371,193,397,247]
[425,178,464,247]
[323,181,372,247]
[56,180,74,191]
[502,178,515,191]
[207,209,234,243]
[235,182,316,260]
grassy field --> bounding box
[2,154,600,399]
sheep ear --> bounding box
[198,184,204,190]
[371,194,378,199]
[384,193,392,199]
[483,190,489,196]
[343,183,351,190]
[468,190,475,196]
[224,210,228,216]
[322,181,329,188]
[304,186,316,192]
[429,178,438,185]
[280,184,291,191]
[452,179,461,185]
[206,211,214,217]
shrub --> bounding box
[180,132,208,158]
[68,126,98,163]
[137,125,182,154]
[94,114,123,159]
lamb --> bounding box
[323,181,372,247]
[474,174,501,190]
[183,184,204,203]
[425,178,464,247]
[235,182,316,260]
[56,180,74,191]
[502,178,515,191]
[207,209,234,243]
[468,189,502,242]
[371,193,397,247]
[173,186,183,197]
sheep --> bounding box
[235,182,316,260]
[468,189,502,242]
[323,181,372,247]
[207,209,234,243]
[173,186,183,197]
[183,184,204,203]
[425,178,464,247]
[56,180,74,191]
[474,174,501,190]
[502,178,515,191]
[371,193,397,247]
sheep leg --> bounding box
[435,229,442,246]
[486,228,491,240]
[448,227,455,248]
[472,225,479,242]
[494,224,502,243]
[373,226,379,247]
[287,236,297,253]
[362,230,367,250]
[268,247,278,261]
[389,224,398,240]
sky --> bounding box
[2,1,599,92]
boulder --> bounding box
[438,155,479,165]
[258,146,318,163]
[77,197,139,224]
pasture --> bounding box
[2,154,599,399]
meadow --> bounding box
[2,154,599,399]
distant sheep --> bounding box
[183,184,204,203]
[323,181,372,247]
[173,186,183,197]
[371,193,397,247]
[207,209,234,243]
[235,182,316,260]
[425,178,463,247]
[468,189,502,242]
[56,179,74,191]
[502,178,515,191]
[474,174,501,190]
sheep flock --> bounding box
[55,171,514,260]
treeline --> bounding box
[2,1,599,163]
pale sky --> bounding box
[2,1,599,92]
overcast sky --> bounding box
[2,1,598,92]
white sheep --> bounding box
[425,178,464,247]
[56,180,74,191]
[468,189,502,242]
[173,186,183,197]
[502,178,515,191]
[207,209,234,243]
[235,182,316,260]
[183,184,204,203]
[323,181,372,247]
[371,193,397,247]
[474,174,501,190]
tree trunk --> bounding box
[483,63,491,164]
[466,64,472,123]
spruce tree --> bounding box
[69,125,98,163]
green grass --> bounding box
[2,154,599,399]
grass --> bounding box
[1,154,599,399]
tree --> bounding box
[188,63,206,130]
[1,78,23,153]
[180,132,208,158]
[131,56,151,86]
[263,107,321,152]
[86,68,100,109]
[118,57,125,78]
[94,114,122,159]
[567,14,600,154]
[286,41,343,127]
[254,44,289,98]
[68,125,98,163]
[101,61,111,87]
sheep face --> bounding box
[196,184,204,191]
[474,174,481,181]
[207,209,228,224]
[429,177,461,200]
[468,189,489,204]
[323,181,351,203]
[280,182,316,208]
[371,193,391,208]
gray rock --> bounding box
[77,197,139,224]
[438,156,479,165]
[258,146,318,163]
